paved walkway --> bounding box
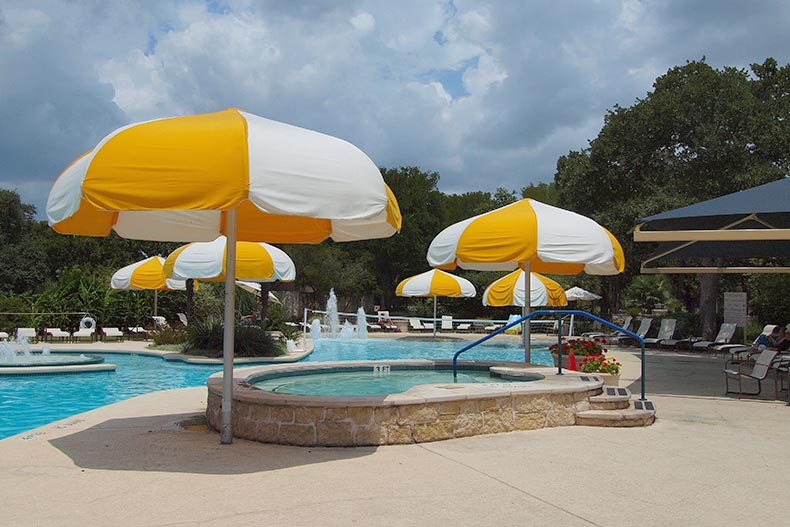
[2,338,789,526]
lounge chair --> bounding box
[72,328,95,342]
[408,318,426,332]
[484,323,503,332]
[127,326,149,340]
[689,322,737,353]
[613,318,651,345]
[724,348,778,398]
[456,323,472,332]
[44,327,70,342]
[440,315,454,332]
[644,319,676,348]
[367,322,382,331]
[101,327,124,341]
[377,311,398,331]
[0,331,8,341]
[584,315,633,340]
[176,313,188,326]
[151,316,170,329]
[15,328,37,343]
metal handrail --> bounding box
[451,309,647,400]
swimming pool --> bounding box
[0,337,553,440]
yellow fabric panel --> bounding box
[429,271,463,296]
[52,199,117,236]
[456,200,538,265]
[385,184,403,232]
[84,109,249,211]
[230,242,275,281]
[229,200,332,243]
[605,228,626,272]
[527,259,586,275]
[162,244,191,278]
[394,280,406,296]
[534,274,568,306]
[131,257,168,290]
[485,270,519,306]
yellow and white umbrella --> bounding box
[427,198,623,361]
[395,269,476,338]
[482,270,567,307]
[163,236,296,283]
[46,108,402,444]
[110,256,193,317]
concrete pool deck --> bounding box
[2,335,789,526]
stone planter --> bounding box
[551,353,595,370]
[593,373,620,386]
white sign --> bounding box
[723,292,748,327]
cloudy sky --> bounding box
[1,0,788,219]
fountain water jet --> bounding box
[339,320,355,339]
[326,289,340,338]
[310,319,322,341]
[356,307,368,339]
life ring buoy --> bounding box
[79,316,96,331]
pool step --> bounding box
[575,399,656,428]
[588,386,631,410]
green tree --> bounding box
[555,58,790,336]
[520,181,558,205]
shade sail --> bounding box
[634,178,790,273]
[483,270,567,307]
[111,256,188,291]
[46,109,402,445]
[47,108,401,243]
[163,236,295,283]
[427,199,624,274]
[395,269,476,298]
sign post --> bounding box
[723,292,748,344]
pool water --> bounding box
[254,368,530,396]
[0,338,553,440]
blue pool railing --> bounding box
[451,309,646,400]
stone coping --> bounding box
[0,363,117,376]
[207,359,604,407]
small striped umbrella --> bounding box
[483,270,567,308]
[396,269,476,338]
[111,256,193,317]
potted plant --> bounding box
[578,354,622,386]
[549,337,607,369]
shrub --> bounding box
[184,315,284,357]
[150,326,187,346]
[579,354,621,375]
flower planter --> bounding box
[593,373,620,386]
[551,354,620,385]
[551,353,595,370]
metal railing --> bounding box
[451,309,646,400]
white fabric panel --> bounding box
[110,259,138,290]
[113,211,222,242]
[243,112,387,220]
[46,151,94,225]
[532,200,614,265]
[263,244,297,281]
[426,217,474,268]
[169,236,226,280]
[330,211,398,242]
[399,271,435,296]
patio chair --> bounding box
[484,323,503,333]
[644,319,676,348]
[584,315,633,340]
[151,316,170,329]
[441,315,454,332]
[15,327,37,343]
[613,318,652,345]
[714,324,777,357]
[101,327,124,342]
[72,327,95,342]
[408,318,426,332]
[44,327,70,342]
[689,322,737,353]
[377,311,398,331]
[456,323,472,332]
[724,348,778,398]
[127,326,149,340]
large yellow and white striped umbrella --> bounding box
[427,199,623,274]
[163,236,296,283]
[396,269,476,338]
[482,270,567,307]
[46,109,402,445]
[427,198,623,362]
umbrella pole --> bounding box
[220,209,238,445]
[524,262,531,363]
[433,296,437,338]
[153,290,158,317]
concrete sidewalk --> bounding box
[2,344,789,526]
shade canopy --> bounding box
[111,256,189,291]
[634,178,790,273]
[483,270,567,307]
[47,108,401,243]
[564,286,601,301]
[163,236,296,283]
[46,109,402,445]
[427,199,624,274]
[395,269,476,298]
